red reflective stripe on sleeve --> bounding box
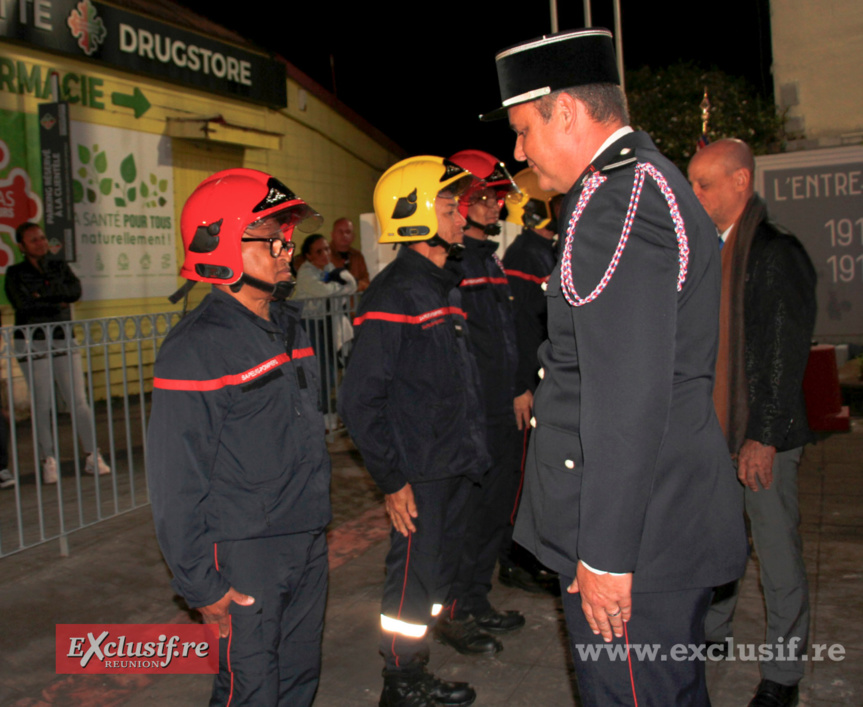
[291,347,314,360]
[154,353,291,391]
[459,276,508,287]
[505,269,549,284]
[354,306,467,327]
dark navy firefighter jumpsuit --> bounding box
[339,246,490,671]
[147,288,332,707]
[444,235,520,620]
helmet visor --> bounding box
[444,174,475,200]
[245,203,323,238]
[486,163,522,204]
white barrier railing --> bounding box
[0,294,360,558]
[0,313,182,558]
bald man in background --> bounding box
[689,139,816,707]
[329,217,370,291]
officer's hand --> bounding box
[568,563,632,643]
[385,483,418,537]
[737,439,776,492]
[197,588,255,638]
[513,390,534,431]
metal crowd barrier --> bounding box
[0,295,359,559]
[295,292,362,435]
[0,313,182,558]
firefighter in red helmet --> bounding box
[147,168,331,706]
[433,150,528,653]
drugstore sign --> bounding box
[0,0,286,106]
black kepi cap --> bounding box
[480,28,619,121]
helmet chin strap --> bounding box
[426,235,465,261]
[465,216,501,237]
[231,273,296,301]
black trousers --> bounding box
[447,421,522,617]
[380,475,472,670]
[561,577,712,707]
[211,531,328,707]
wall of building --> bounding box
[771,0,863,148]
[0,9,401,402]
[0,35,400,321]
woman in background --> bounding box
[294,234,357,427]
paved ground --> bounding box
[0,422,861,706]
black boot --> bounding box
[380,665,476,707]
[434,615,502,655]
[473,606,525,634]
[379,668,436,707]
[498,563,560,595]
[748,679,799,707]
[416,668,476,706]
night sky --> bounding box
[178,0,773,170]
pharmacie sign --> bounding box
[0,0,287,106]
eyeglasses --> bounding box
[241,237,296,258]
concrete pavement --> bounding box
[0,421,861,706]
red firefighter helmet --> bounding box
[179,168,322,285]
[448,149,520,218]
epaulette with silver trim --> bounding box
[601,155,638,172]
[580,147,638,187]
[602,145,639,172]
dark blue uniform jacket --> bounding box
[147,288,332,608]
[502,228,557,397]
[339,247,490,495]
[456,236,518,423]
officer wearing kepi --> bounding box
[147,169,332,707]
[481,29,747,705]
[339,156,490,707]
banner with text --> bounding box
[71,121,176,300]
[0,109,43,302]
[758,148,863,339]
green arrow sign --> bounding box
[111,87,151,119]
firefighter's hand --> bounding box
[385,483,418,537]
[513,390,534,431]
[197,588,255,638]
[568,563,632,642]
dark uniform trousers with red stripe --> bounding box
[561,581,712,706]
[147,289,332,707]
[211,532,328,707]
[339,247,491,672]
[446,237,520,619]
[379,476,472,669]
